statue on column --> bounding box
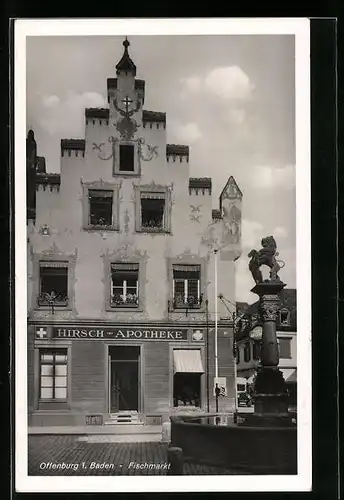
[248,236,285,283]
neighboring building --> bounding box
[235,289,297,404]
[26,39,243,427]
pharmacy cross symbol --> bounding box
[122,96,133,113]
[36,327,47,339]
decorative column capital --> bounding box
[260,294,280,322]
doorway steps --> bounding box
[106,411,141,425]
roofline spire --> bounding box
[116,37,136,76]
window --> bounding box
[236,347,240,364]
[135,185,171,233]
[38,262,68,306]
[278,338,292,359]
[237,383,246,392]
[279,309,291,326]
[111,263,139,308]
[83,181,119,231]
[119,144,135,172]
[39,348,68,400]
[173,349,203,407]
[173,373,201,407]
[252,341,261,360]
[244,342,251,362]
[89,189,113,227]
[172,265,202,308]
[141,194,165,230]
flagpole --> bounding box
[214,249,218,379]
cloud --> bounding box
[273,226,288,239]
[251,164,295,190]
[224,107,246,125]
[42,95,60,108]
[180,76,201,93]
[179,66,254,103]
[38,91,107,137]
[169,121,202,144]
[205,66,254,100]
[235,256,257,303]
[241,219,263,249]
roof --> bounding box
[189,177,212,189]
[36,156,46,173]
[235,288,297,341]
[36,173,61,185]
[85,108,109,119]
[115,38,136,75]
[212,209,222,220]
[61,139,85,151]
[143,110,166,123]
[166,144,189,156]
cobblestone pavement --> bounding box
[28,435,245,475]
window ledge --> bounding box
[84,225,119,232]
[107,306,144,313]
[136,228,170,234]
[34,305,72,311]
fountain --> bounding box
[169,236,297,474]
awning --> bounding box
[281,368,297,383]
[285,369,297,383]
[173,349,204,374]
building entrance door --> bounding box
[109,346,140,413]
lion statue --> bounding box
[248,236,284,284]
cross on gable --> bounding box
[36,327,47,339]
[121,96,133,114]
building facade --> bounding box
[235,289,297,405]
[27,39,243,427]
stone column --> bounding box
[242,281,292,426]
[253,282,290,420]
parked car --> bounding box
[237,392,253,407]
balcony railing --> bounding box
[37,292,69,307]
[172,294,203,310]
[110,293,139,308]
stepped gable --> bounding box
[212,208,222,220]
[143,110,166,123]
[107,78,145,90]
[85,108,109,119]
[61,139,85,152]
[36,172,61,190]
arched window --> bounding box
[244,342,251,362]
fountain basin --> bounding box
[170,414,297,474]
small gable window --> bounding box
[119,144,135,172]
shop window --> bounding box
[279,308,291,326]
[173,349,203,407]
[244,342,251,362]
[39,348,68,400]
[173,373,201,407]
[278,338,292,359]
[119,144,135,172]
[172,265,202,308]
[111,263,139,308]
[89,189,113,227]
[38,262,68,307]
[252,341,261,360]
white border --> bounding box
[15,18,311,493]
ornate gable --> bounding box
[220,176,242,206]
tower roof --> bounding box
[116,37,137,76]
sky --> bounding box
[26,34,296,303]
